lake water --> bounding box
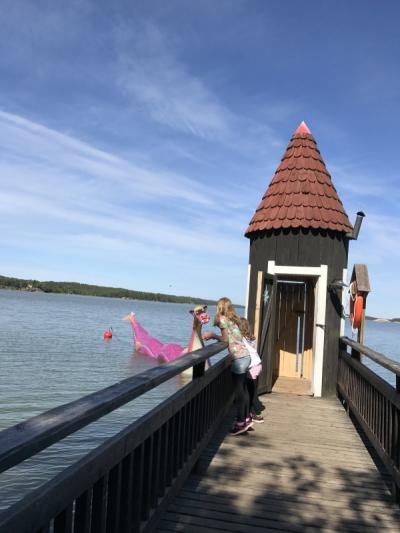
[0,289,223,509]
[0,289,399,509]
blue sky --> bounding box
[0,1,399,317]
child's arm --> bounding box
[203,329,228,343]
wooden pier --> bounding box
[0,337,399,532]
[158,393,400,532]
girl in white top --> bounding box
[239,318,264,423]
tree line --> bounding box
[0,275,216,305]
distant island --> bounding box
[0,275,217,305]
[365,315,400,324]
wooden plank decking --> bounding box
[157,393,400,532]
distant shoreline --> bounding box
[365,315,400,324]
[0,274,218,306]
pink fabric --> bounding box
[130,319,183,362]
[247,363,262,379]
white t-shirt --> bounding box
[243,338,261,368]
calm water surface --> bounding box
[0,289,399,509]
[0,289,221,509]
[344,320,400,386]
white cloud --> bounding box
[350,214,400,263]
[0,110,251,275]
[115,23,233,139]
[329,161,400,204]
[0,110,217,207]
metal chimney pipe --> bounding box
[346,211,365,240]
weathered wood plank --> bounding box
[179,486,400,515]
[156,394,399,532]
[169,499,399,532]
[158,520,229,533]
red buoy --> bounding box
[350,294,364,330]
[103,330,113,340]
[349,282,364,330]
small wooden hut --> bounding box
[245,121,359,397]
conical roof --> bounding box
[245,122,352,236]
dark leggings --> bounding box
[231,372,250,423]
[246,377,263,414]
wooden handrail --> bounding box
[338,336,400,501]
[340,336,400,377]
[339,350,400,409]
[0,343,233,532]
[0,356,233,533]
[0,341,227,475]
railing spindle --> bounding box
[53,504,73,533]
[151,429,161,508]
[106,463,122,533]
[74,490,91,533]
[158,423,168,497]
[166,417,174,487]
[119,453,134,533]
[131,444,144,532]
[91,475,107,533]
[141,435,153,521]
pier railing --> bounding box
[0,341,230,533]
[337,336,400,500]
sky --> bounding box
[0,1,399,317]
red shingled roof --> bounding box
[245,121,352,236]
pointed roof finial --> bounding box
[295,121,311,135]
[245,121,352,236]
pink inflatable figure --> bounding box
[122,306,210,363]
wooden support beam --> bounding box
[254,270,264,350]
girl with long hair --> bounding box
[203,297,252,435]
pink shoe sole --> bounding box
[230,420,252,436]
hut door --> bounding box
[274,281,313,380]
[257,274,277,394]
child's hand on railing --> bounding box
[203,331,215,341]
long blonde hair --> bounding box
[239,317,255,341]
[214,297,241,327]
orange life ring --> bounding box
[350,293,363,330]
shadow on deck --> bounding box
[157,393,400,532]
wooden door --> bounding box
[257,274,277,394]
[274,281,314,380]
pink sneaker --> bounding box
[230,421,250,436]
[251,412,264,424]
[245,417,254,429]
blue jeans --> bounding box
[231,355,251,375]
[230,357,251,423]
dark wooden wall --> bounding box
[247,228,349,396]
